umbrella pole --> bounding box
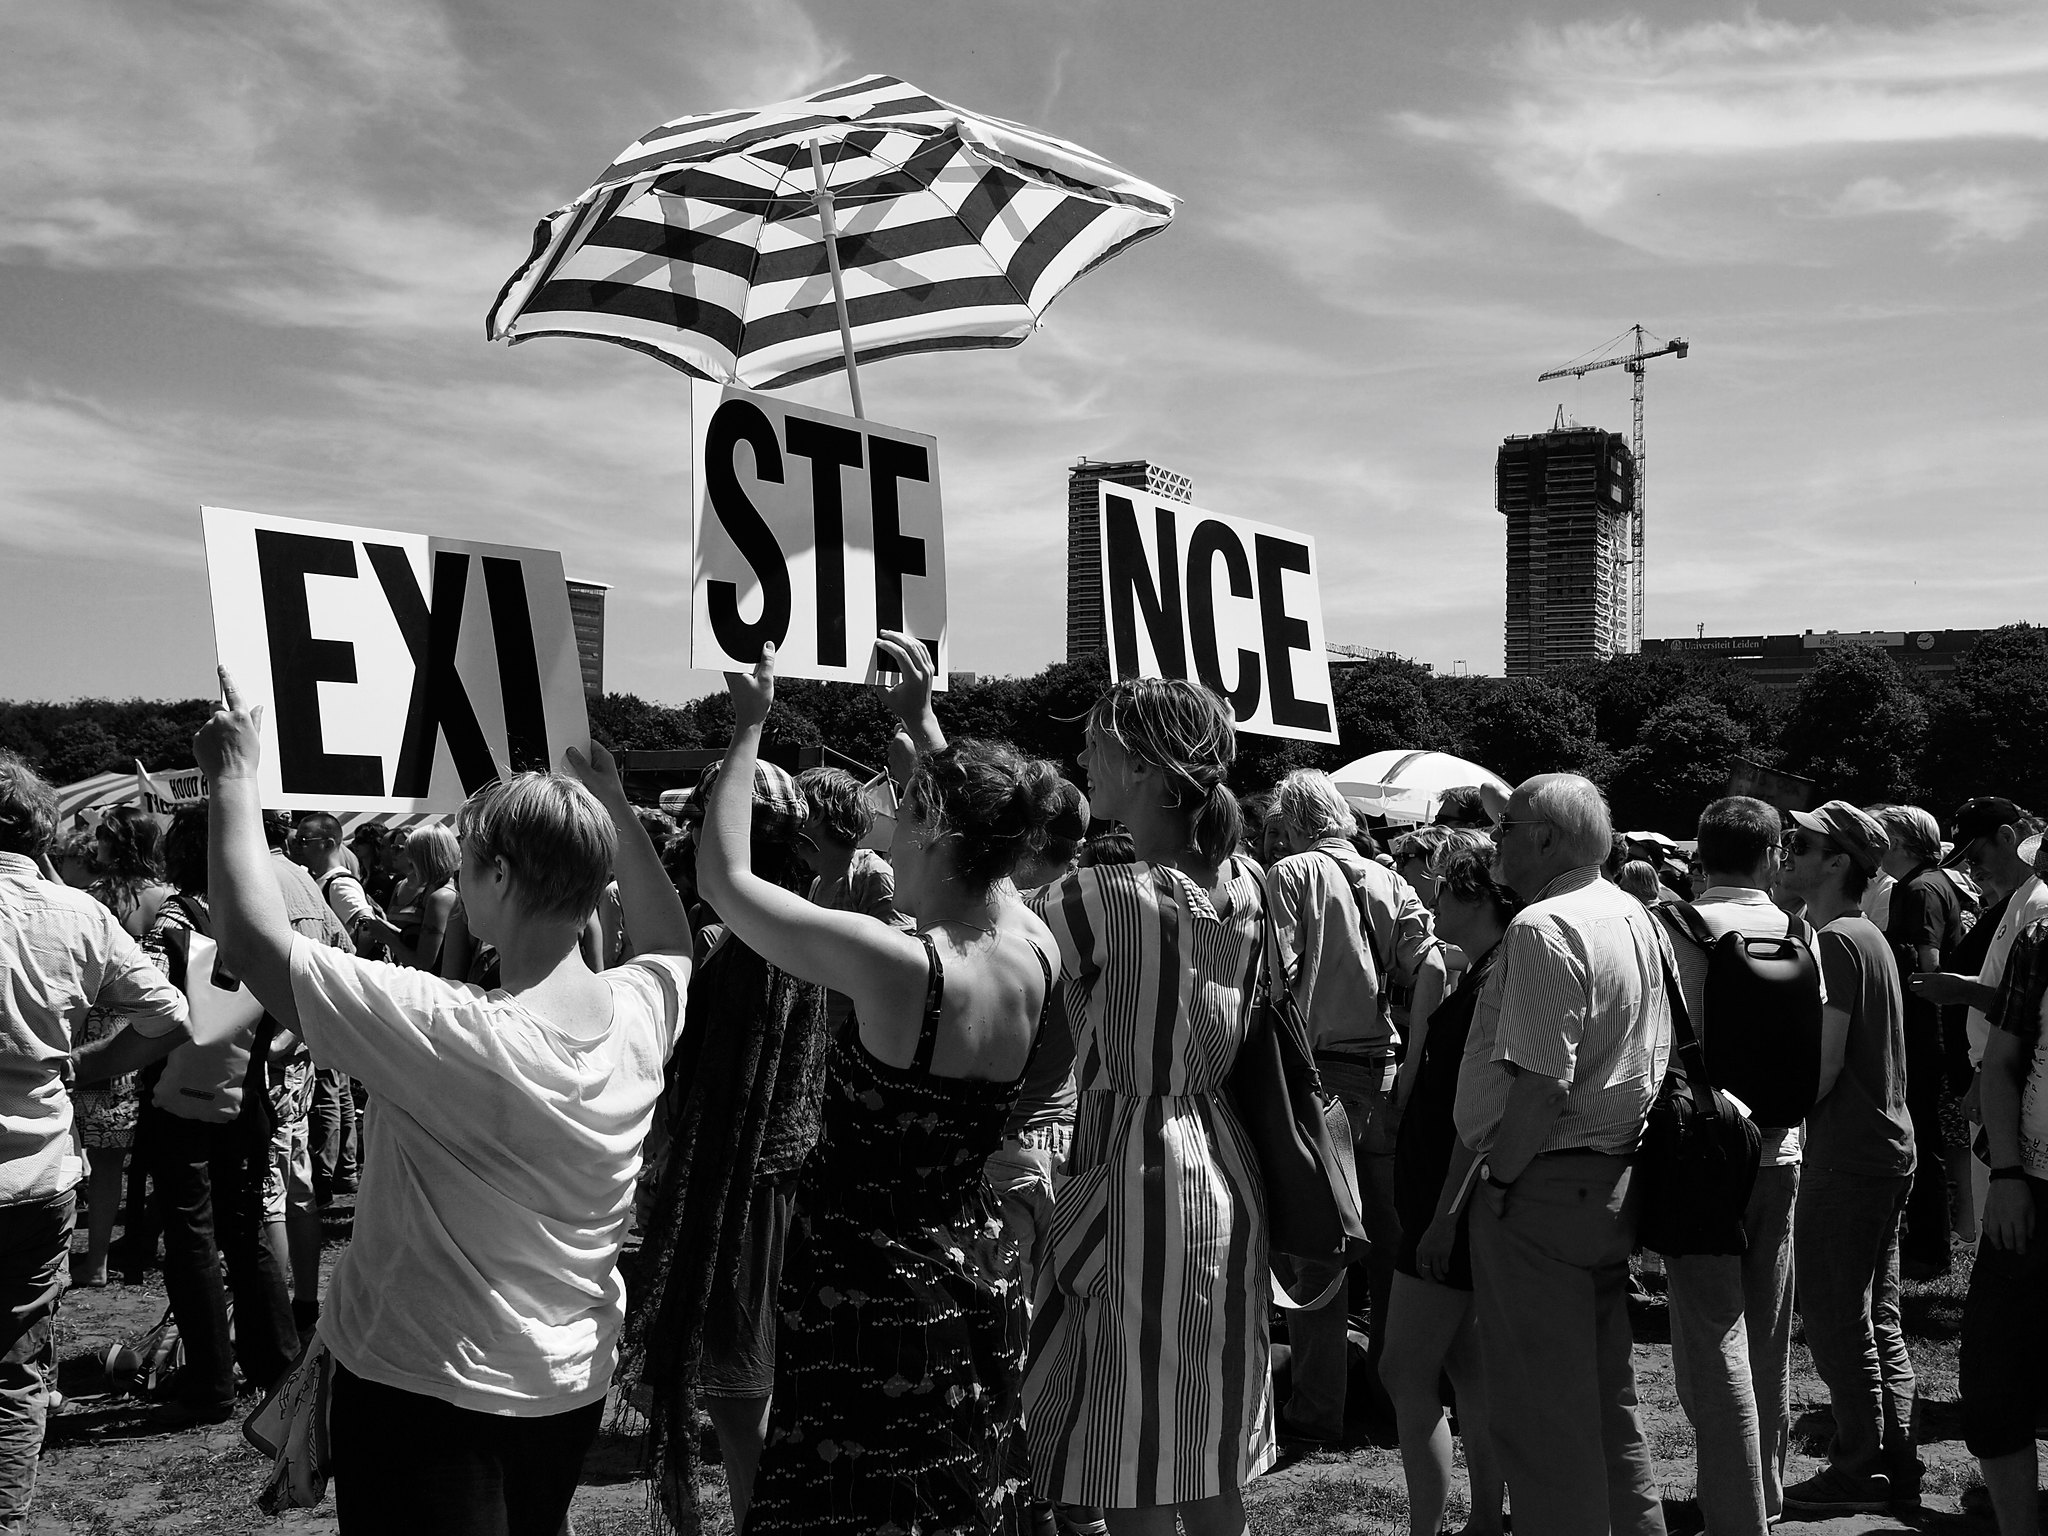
[808,139,865,419]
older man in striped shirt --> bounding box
[1454,773,1674,1536]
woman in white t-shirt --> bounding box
[191,669,693,1536]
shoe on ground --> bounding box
[1782,1465,1890,1516]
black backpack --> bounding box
[1635,944,1764,1258]
[1654,902,1823,1131]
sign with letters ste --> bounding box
[202,507,591,813]
[1099,486,1339,743]
[690,382,948,686]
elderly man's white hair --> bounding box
[1522,773,1613,866]
[1273,769,1357,846]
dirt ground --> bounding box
[26,1206,2026,1536]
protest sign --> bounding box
[202,507,591,813]
[690,382,948,686]
[1098,486,1339,743]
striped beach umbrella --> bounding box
[486,74,1177,398]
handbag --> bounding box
[244,1332,335,1513]
[1634,946,1763,1257]
[1227,887,1370,1268]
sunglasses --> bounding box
[1489,817,1548,840]
[1781,832,1839,858]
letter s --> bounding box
[705,398,790,661]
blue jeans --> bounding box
[149,1107,298,1411]
[1793,1167,1915,1477]
[310,1067,358,1197]
[1666,1162,1799,1533]
[0,1191,73,1530]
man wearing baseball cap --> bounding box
[1775,801,1921,1515]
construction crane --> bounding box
[1539,325,1689,650]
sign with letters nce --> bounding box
[1099,487,1340,744]
[690,383,948,686]
[202,507,591,813]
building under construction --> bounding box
[1498,427,1636,675]
[1065,458,1194,661]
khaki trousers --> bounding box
[1471,1151,1665,1536]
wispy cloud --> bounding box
[1825,175,2039,249]
[1399,9,2048,255]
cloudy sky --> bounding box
[4,0,2044,706]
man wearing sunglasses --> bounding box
[1774,801,1921,1515]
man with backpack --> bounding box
[1267,769,1446,1447]
[1655,797,1826,1535]
[1774,800,1921,1515]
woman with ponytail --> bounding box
[1024,678,1274,1536]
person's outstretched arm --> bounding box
[565,742,693,960]
[193,668,301,1034]
[695,643,925,1018]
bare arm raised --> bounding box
[564,740,693,960]
[194,668,302,1034]
[695,642,931,1033]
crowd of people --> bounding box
[0,644,2043,1536]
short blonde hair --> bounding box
[404,824,461,887]
[1870,803,1941,863]
[456,773,615,922]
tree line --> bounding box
[7,625,2043,837]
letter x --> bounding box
[365,546,502,797]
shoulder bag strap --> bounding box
[1658,900,1716,951]
[1655,938,1711,1095]
[1317,850,1388,983]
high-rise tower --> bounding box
[1497,428,1635,675]
[1065,458,1193,661]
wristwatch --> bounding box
[1988,1166,2028,1182]
[1480,1161,1514,1192]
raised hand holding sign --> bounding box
[203,507,591,812]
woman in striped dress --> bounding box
[1024,678,1274,1535]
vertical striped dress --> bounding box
[1023,859,1275,1506]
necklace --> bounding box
[939,915,999,938]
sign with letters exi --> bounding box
[202,507,591,813]
[690,383,947,685]
[1099,487,1339,743]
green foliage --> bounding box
[0,698,214,781]
[1776,645,1929,804]
[6,627,2037,835]
[1455,674,1601,785]
[1920,624,2048,816]
[585,692,700,752]
[1606,697,1750,832]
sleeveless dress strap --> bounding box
[910,931,946,1075]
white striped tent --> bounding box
[54,770,136,821]
[487,74,1178,388]
[336,809,448,838]
[54,763,204,818]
